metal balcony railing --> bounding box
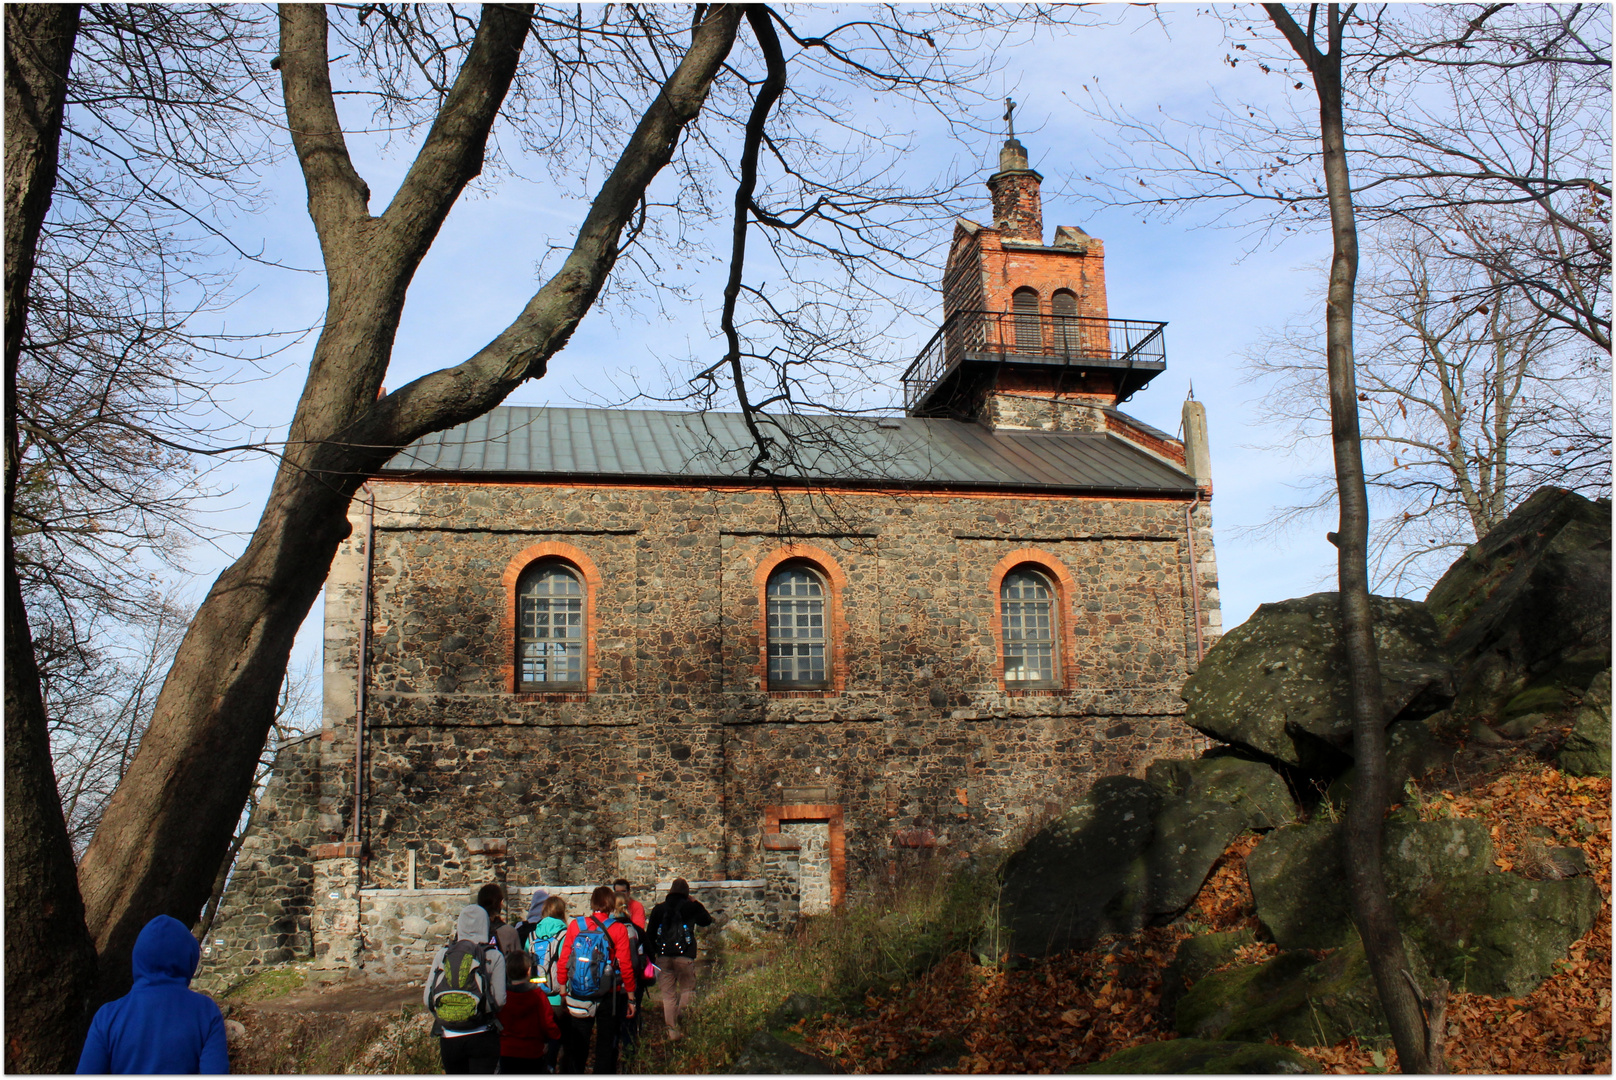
[902,310,1168,413]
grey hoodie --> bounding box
[424,903,507,1033]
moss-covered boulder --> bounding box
[1559,669,1611,777]
[999,777,1159,957]
[1141,754,1295,918]
[1145,753,1295,827]
[1182,592,1452,772]
[1246,817,1597,997]
[1175,937,1395,1047]
[1324,716,1454,809]
[1079,1038,1318,1074]
[1161,930,1254,1016]
[1393,867,1603,997]
[1248,819,1494,951]
[1245,822,1354,950]
[1426,488,1611,718]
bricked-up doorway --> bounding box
[763,804,845,909]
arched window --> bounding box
[1051,289,1080,356]
[516,561,585,689]
[1001,567,1058,686]
[1012,287,1041,353]
[767,564,828,689]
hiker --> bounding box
[556,885,638,1074]
[498,951,563,1073]
[611,890,654,1060]
[425,904,508,1073]
[76,915,229,1074]
[526,895,571,1073]
[477,882,521,956]
[612,878,647,929]
[645,878,713,1042]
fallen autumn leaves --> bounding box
[803,766,1610,1074]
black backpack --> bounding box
[655,902,697,959]
[428,940,497,1032]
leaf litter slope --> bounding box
[802,766,1610,1074]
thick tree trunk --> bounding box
[1263,4,1441,1073]
[73,1,744,1009]
[4,5,100,1073]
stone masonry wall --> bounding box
[196,737,323,988]
[208,477,1221,978]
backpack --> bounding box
[618,916,656,986]
[528,924,565,995]
[429,940,497,1032]
[566,915,616,1000]
[655,902,697,959]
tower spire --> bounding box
[987,97,1042,243]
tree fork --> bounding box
[73,0,744,1011]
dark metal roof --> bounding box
[382,406,1197,495]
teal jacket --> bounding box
[530,915,569,1007]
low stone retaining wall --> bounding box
[315,874,773,982]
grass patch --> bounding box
[221,965,306,1005]
[633,859,1003,1073]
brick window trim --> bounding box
[988,548,1078,693]
[762,803,846,908]
[501,541,604,694]
[754,545,848,694]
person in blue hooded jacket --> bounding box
[77,914,229,1074]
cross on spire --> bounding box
[1004,96,1016,140]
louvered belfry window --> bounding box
[767,565,828,688]
[1052,290,1080,356]
[1002,567,1058,686]
[1013,287,1041,353]
[517,562,584,689]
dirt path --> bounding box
[242,980,420,1014]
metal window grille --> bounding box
[767,566,827,687]
[518,563,584,687]
[1002,569,1057,685]
[1013,288,1041,353]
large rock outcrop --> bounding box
[1426,487,1611,719]
[1000,758,1298,955]
[1142,753,1294,917]
[1558,669,1612,777]
[1182,593,1453,771]
[1175,937,1404,1047]
[1244,818,1601,997]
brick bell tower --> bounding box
[903,101,1168,430]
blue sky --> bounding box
[183,7,1350,679]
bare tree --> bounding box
[5,6,100,1070]
[1248,216,1611,590]
[5,3,1077,1058]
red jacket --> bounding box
[498,984,561,1058]
[624,898,647,930]
[557,913,638,996]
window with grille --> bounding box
[1001,567,1058,686]
[1012,287,1041,353]
[517,562,584,689]
[767,565,828,688]
[1052,290,1080,356]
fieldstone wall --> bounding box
[207,476,1220,980]
[195,737,323,989]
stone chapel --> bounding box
[202,133,1222,981]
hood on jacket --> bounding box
[525,889,550,922]
[131,914,200,987]
[457,903,490,943]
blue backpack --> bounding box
[567,915,616,1000]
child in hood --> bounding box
[77,915,229,1074]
